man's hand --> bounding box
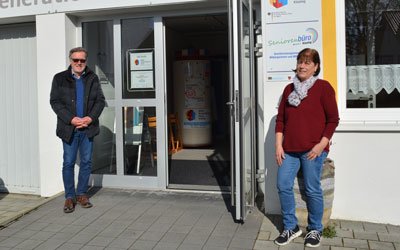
[71,116,91,129]
[81,116,92,126]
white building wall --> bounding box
[0,23,39,194]
[36,13,78,197]
[263,83,287,215]
[329,132,400,225]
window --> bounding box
[123,106,157,176]
[345,0,400,108]
[82,21,115,100]
[121,18,155,99]
[92,107,116,175]
[83,21,116,174]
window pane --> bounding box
[345,1,400,108]
[121,18,155,99]
[123,106,157,176]
[83,21,115,100]
[92,107,116,175]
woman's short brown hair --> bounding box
[296,48,321,76]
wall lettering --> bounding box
[0,0,78,9]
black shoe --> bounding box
[274,225,302,246]
[304,230,322,248]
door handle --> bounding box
[227,91,239,122]
[226,101,237,122]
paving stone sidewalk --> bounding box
[0,188,263,249]
[0,189,399,249]
[254,214,400,250]
[0,193,54,228]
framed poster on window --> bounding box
[126,49,155,91]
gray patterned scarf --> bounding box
[288,76,318,107]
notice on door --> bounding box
[127,49,155,90]
[130,51,153,71]
[130,71,154,89]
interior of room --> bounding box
[164,14,231,191]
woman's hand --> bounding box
[275,132,285,166]
[307,143,324,160]
[275,144,285,166]
[307,137,330,160]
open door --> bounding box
[228,0,257,221]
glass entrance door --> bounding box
[120,18,157,177]
[228,0,257,221]
[82,17,166,189]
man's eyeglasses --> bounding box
[71,58,87,63]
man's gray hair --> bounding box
[69,47,88,58]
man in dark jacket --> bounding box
[50,47,105,213]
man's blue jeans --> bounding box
[62,131,93,199]
[277,151,327,232]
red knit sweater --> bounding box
[275,79,339,152]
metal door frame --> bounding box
[78,16,167,189]
[228,0,257,221]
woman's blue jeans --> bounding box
[62,131,93,199]
[277,151,327,232]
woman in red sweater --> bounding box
[274,48,339,248]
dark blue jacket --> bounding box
[50,66,105,143]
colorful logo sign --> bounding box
[306,28,318,43]
[267,28,319,47]
[186,110,196,121]
[270,0,288,8]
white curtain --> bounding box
[347,64,400,94]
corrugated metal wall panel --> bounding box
[0,23,40,194]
